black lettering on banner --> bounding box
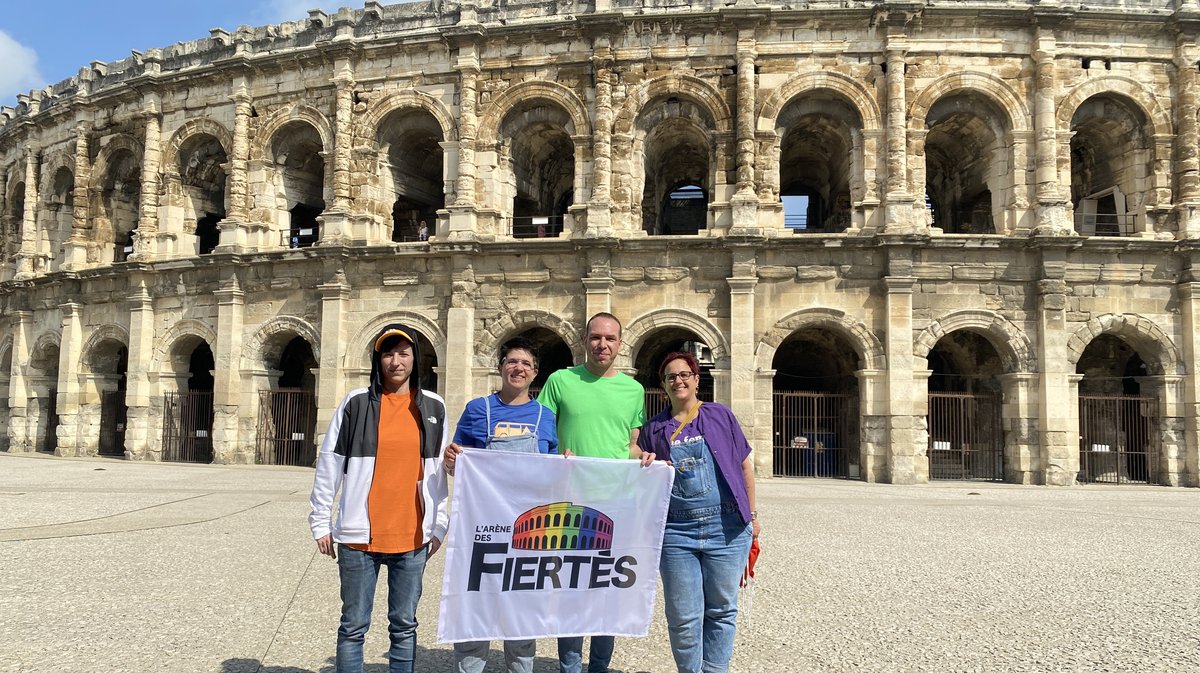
[611,556,638,588]
[468,542,510,591]
[511,557,538,591]
[563,555,590,587]
[537,556,563,590]
[589,550,616,589]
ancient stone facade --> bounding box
[1,0,1198,486]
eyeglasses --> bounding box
[503,358,536,370]
[664,371,695,383]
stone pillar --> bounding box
[583,247,614,320]
[54,302,83,456]
[855,368,889,481]
[882,46,915,234]
[321,63,355,245]
[6,311,32,452]
[883,264,917,483]
[752,369,775,476]
[315,271,350,451]
[1033,35,1072,236]
[1036,253,1076,485]
[217,81,252,252]
[1136,375,1185,486]
[910,368,932,482]
[212,275,245,464]
[1176,280,1200,486]
[586,55,615,237]
[729,33,760,234]
[133,104,162,259]
[448,51,480,240]
[728,272,759,472]
[15,147,40,278]
[998,372,1039,484]
[124,278,156,460]
[65,124,92,269]
[444,267,477,432]
[1176,44,1200,238]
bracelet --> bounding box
[750,510,758,520]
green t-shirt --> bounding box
[537,365,645,459]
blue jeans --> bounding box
[659,514,752,673]
[454,639,535,673]
[336,544,429,673]
[557,635,615,673]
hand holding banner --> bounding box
[437,450,674,643]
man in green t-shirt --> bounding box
[537,311,645,673]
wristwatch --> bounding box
[750,510,758,520]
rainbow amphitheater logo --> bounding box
[467,502,637,592]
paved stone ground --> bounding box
[1,452,1197,673]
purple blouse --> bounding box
[637,401,753,524]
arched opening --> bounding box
[1076,335,1158,484]
[1070,95,1152,237]
[256,336,318,466]
[632,327,715,419]
[377,109,444,242]
[508,326,572,396]
[100,149,141,263]
[44,168,74,273]
[926,331,1005,481]
[2,179,23,266]
[924,92,1008,234]
[777,91,860,233]
[270,121,325,248]
[28,340,60,454]
[499,101,574,238]
[641,115,710,235]
[162,339,214,463]
[771,329,860,478]
[178,134,228,255]
[88,339,128,458]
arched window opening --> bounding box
[499,102,574,238]
[926,331,1006,482]
[178,134,228,255]
[270,122,325,248]
[641,116,710,236]
[44,168,75,273]
[377,110,444,243]
[102,150,141,263]
[924,93,1008,234]
[1070,95,1151,237]
[777,92,860,234]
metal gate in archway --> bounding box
[643,389,714,421]
[98,390,127,457]
[927,392,1003,481]
[772,391,853,478]
[1078,394,1157,484]
[162,391,214,463]
[256,389,317,466]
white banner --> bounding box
[437,450,674,643]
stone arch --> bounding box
[162,118,234,178]
[344,311,447,371]
[79,324,130,373]
[908,71,1029,132]
[39,151,76,193]
[622,309,730,368]
[479,310,583,369]
[360,89,458,144]
[913,310,1036,374]
[251,104,333,162]
[0,336,12,368]
[151,319,218,373]
[1066,313,1181,376]
[29,330,62,367]
[1056,76,1171,138]
[477,81,591,146]
[89,134,144,191]
[614,74,733,137]
[246,316,321,370]
[757,71,882,133]
[756,308,885,372]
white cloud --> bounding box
[0,31,44,105]
[266,0,351,21]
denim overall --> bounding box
[483,395,542,454]
[660,426,752,673]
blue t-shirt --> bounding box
[453,394,559,454]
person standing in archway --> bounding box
[308,323,450,673]
[537,312,646,673]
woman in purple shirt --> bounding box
[637,351,761,673]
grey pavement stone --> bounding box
[1,453,1197,673]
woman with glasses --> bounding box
[636,351,760,673]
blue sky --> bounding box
[0,0,351,106]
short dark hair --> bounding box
[658,351,700,382]
[585,312,623,339]
[499,336,539,369]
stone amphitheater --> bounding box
[0,0,1196,487]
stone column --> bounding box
[1176,43,1200,238]
[212,275,245,464]
[729,34,760,233]
[448,52,480,240]
[124,278,156,460]
[1033,35,1072,236]
[583,247,614,320]
[54,302,83,456]
[882,45,914,234]
[883,259,917,483]
[1036,251,1075,485]
[855,368,889,481]
[998,372,1039,484]
[587,55,615,237]
[752,369,775,476]
[314,271,350,451]
[6,310,32,452]
[1176,279,1200,486]
[443,264,477,432]
[217,81,252,252]
[1135,375,1185,486]
[910,368,932,482]
[728,272,759,473]
[15,147,40,278]
[321,63,355,244]
[65,124,92,269]
[133,103,162,259]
